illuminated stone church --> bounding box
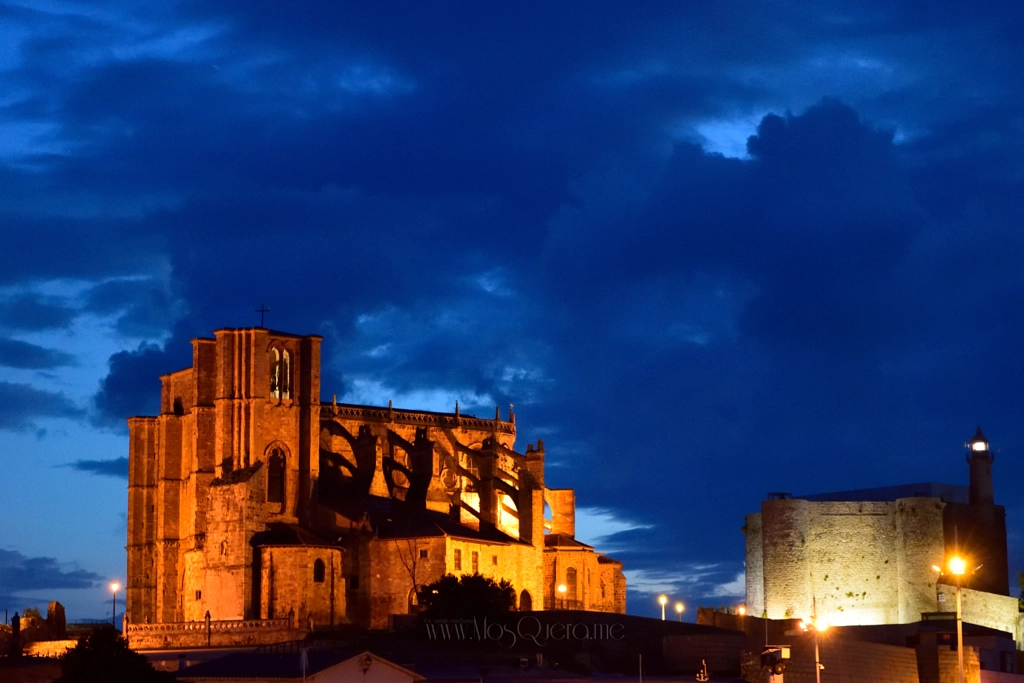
[125,327,625,647]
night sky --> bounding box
[2,1,1024,621]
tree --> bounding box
[417,573,516,620]
[56,625,174,683]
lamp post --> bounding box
[109,581,120,629]
[799,612,828,683]
[675,602,684,622]
[949,556,967,683]
[557,584,567,610]
[933,553,970,683]
[658,594,668,620]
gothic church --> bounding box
[125,327,625,647]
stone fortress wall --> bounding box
[747,497,944,625]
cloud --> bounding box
[65,457,128,479]
[0,381,82,431]
[0,338,75,369]
[0,547,102,612]
[92,342,182,429]
[0,294,77,331]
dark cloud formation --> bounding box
[0,338,75,369]
[0,382,81,431]
[0,295,77,331]
[3,1,1024,613]
[0,548,101,612]
[66,457,128,479]
[92,343,186,429]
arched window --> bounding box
[268,449,285,504]
[566,567,577,599]
[270,348,281,398]
[313,558,325,583]
[281,350,292,399]
[519,590,532,611]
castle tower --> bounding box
[966,426,994,506]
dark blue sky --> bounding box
[2,1,1024,620]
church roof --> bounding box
[252,523,338,548]
[543,534,593,550]
[210,461,262,486]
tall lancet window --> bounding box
[281,350,292,399]
[268,448,285,504]
[270,348,282,398]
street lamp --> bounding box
[675,602,684,621]
[658,594,668,621]
[933,552,974,683]
[109,581,120,629]
[557,584,567,610]
[799,614,828,683]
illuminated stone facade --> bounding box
[126,327,625,646]
[744,431,1016,637]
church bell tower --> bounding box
[966,426,994,506]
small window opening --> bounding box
[419,549,428,560]
[173,397,184,416]
[454,549,462,571]
[267,448,285,504]
[270,348,281,398]
[313,558,326,583]
[492,555,498,566]
[472,551,479,574]
[195,590,202,601]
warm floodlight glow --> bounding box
[932,565,942,573]
[658,594,668,606]
[675,602,684,613]
[949,556,967,576]
[557,584,567,594]
[110,581,120,593]
[738,606,746,616]
[799,619,808,631]
[816,619,829,632]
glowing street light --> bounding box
[799,611,828,683]
[738,605,746,616]
[658,594,668,621]
[557,584,567,610]
[933,552,972,683]
[109,581,120,629]
[675,602,684,621]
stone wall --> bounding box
[936,585,1021,640]
[24,639,77,658]
[761,498,811,620]
[126,619,304,650]
[897,497,946,622]
[259,546,345,627]
[937,645,981,683]
[545,489,575,536]
[753,496,953,626]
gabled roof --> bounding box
[251,523,339,548]
[543,534,593,550]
